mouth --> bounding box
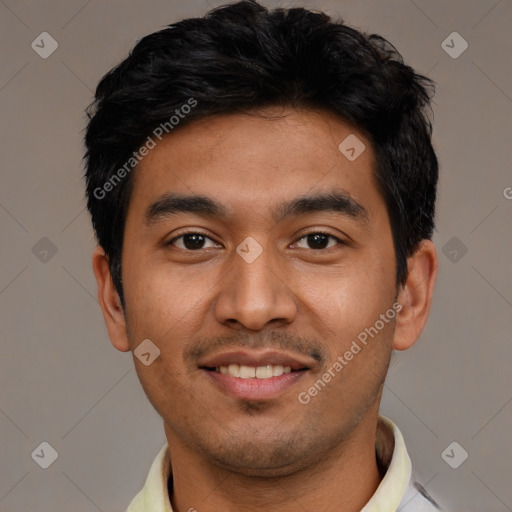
[198,350,313,400]
[213,363,294,379]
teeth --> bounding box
[227,364,240,377]
[239,365,256,378]
[256,365,273,379]
[218,364,293,379]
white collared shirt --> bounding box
[125,415,441,512]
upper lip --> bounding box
[198,350,314,371]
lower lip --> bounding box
[202,369,308,400]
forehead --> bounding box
[127,107,383,225]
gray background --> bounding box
[0,0,511,511]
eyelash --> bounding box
[166,231,347,251]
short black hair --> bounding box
[84,0,438,306]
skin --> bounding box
[93,106,438,512]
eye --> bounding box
[293,232,344,250]
[167,231,346,252]
[167,232,220,251]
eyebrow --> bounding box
[145,190,369,226]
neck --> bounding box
[164,412,382,512]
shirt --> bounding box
[125,415,441,512]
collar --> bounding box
[361,415,411,511]
[125,415,432,512]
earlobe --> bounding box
[393,240,438,351]
[92,246,131,352]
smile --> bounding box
[198,349,314,400]
[216,364,292,379]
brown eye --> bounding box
[168,233,218,250]
[294,232,343,250]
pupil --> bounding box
[308,233,328,249]
[184,234,204,250]
[182,234,329,250]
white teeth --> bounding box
[239,365,256,379]
[227,364,240,377]
[218,364,294,379]
[256,365,273,379]
[272,365,284,376]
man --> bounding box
[84,1,440,510]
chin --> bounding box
[200,434,321,477]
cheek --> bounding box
[122,256,206,344]
[298,260,395,341]
[123,263,200,404]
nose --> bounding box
[214,242,298,331]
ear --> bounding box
[393,240,438,351]
[92,246,131,352]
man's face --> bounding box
[120,107,398,476]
